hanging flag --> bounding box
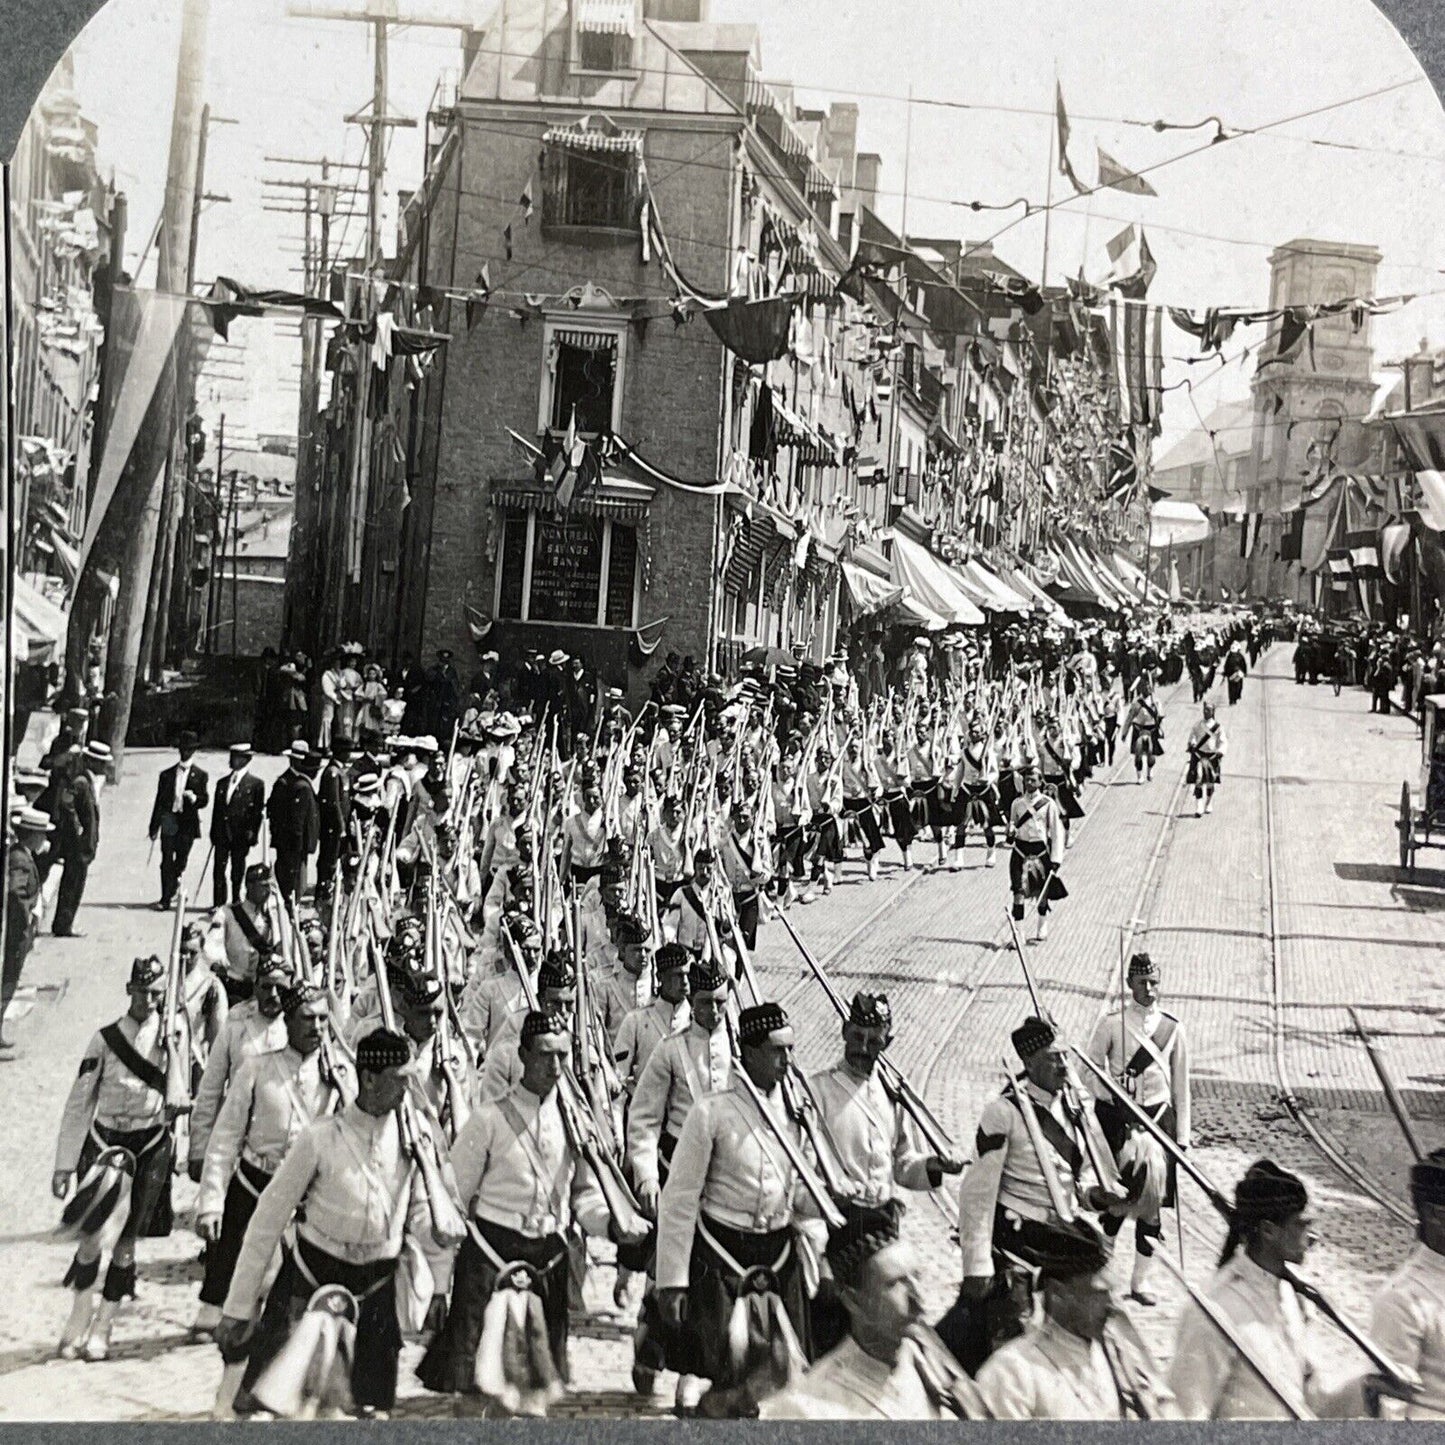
[1096,146,1158,196]
[466,266,491,330]
[1104,224,1156,299]
[1055,83,1086,194]
[1106,299,1162,432]
[1104,437,1138,499]
[520,179,534,223]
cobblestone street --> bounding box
[0,645,1440,1418]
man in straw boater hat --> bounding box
[266,741,320,905]
[939,1014,1122,1374]
[210,742,265,908]
[148,730,210,911]
[1085,950,1191,1308]
[418,1009,647,1416]
[1372,1147,1445,1417]
[805,991,963,1355]
[191,982,350,1342]
[215,1026,459,1419]
[625,954,732,1409]
[654,1000,817,1418]
[1005,764,1068,943]
[1170,1159,1407,1419]
[52,956,190,1361]
[763,1203,987,1420]
[976,1217,1165,1419]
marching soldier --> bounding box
[53,957,189,1360]
[1170,1160,1390,1419]
[215,1028,455,1418]
[1085,951,1190,1305]
[1372,1148,1445,1418]
[1187,702,1226,817]
[806,991,962,1353]
[976,1219,1169,1419]
[207,862,278,1005]
[655,1001,815,1418]
[188,956,292,1176]
[840,739,885,882]
[1007,766,1068,943]
[1039,715,1085,849]
[941,1016,1119,1373]
[458,910,542,1050]
[626,957,733,1408]
[612,943,691,1098]
[720,803,769,948]
[948,721,1001,870]
[907,720,948,869]
[561,779,608,885]
[648,794,687,909]
[477,953,576,1103]
[664,849,713,955]
[1123,679,1164,784]
[192,983,350,1339]
[808,994,960,1212]
[875,732,917,871]
[764,1207,987,1420]
[419,1010,644,1415]
[593,913,654,1045]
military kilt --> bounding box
[199,1159,272,1307]
[418,1220,571,1395]
[954,780,1002,833]
[882,788,916,848]
[909,778,946,836]
[1008,839,1068,906]
[1187,751,1221,789]
[1042,774,1085,821]
[238,1236,401,1413]
[76,1121,174,1241]
[662,1215,812,1388]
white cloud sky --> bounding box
[56,0,1445,445]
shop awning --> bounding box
[1078,543,1137,609]
[542,117,643,153]
[1149,499,1210,550]
[1109,549,1166,605]
[842,560,904,616]
[575,0,636,33]
[14,575,69,662]
[490,474,654,524]
[889,534,986,626]
[889,591,948,631]
[996,563,1068,622]
[1055,539,1120,612]
[960,557,1030,613]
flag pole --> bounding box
[1042,72,1058,288]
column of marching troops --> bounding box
[31,607,1445,1420]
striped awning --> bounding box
[576,0,635,34]
[552,328,618,351]
[491,474,653,524]
[543,119,643,154]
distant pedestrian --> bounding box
[1,806,52,1052]
[147,731,210,910]
[210,743,265,907]
[316,739,353,898]
[53,741,110,936]
[266,742,320,905]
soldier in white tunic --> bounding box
[948,721,1002,870]
[1006,767,1068,942]
[613,943,690,1098]
[655,1001,815,1417]
[1372,1149,1445,1418]
[806,992,962,1352]
[1169,1160,1386,1420]
[215,1028,455,1417]
[977,1219,1168,1419]
[938,1015,1118,1373]
[763,1206,987,1419]
[193,984,350,1337]
[1085,951,1190,1305]
[1187,702,1226,816]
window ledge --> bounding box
[539,221,641,244]
[570,67,641,81]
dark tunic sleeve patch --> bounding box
[975,1127,1007,1157]
[78,1057,99,1077]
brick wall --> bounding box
[420,114,734,703]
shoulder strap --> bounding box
[1010,1091,1082,1176]
[1124,1015,1178,1077]
[230,902,271,954]
[99,1022,167,1096]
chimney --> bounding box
[854,153,882,214]
[643,0,709,17]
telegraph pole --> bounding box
[104,0,210,773]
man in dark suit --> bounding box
[266,742,320,904]
[148,731,210,910]
[315,738,353,899]
[2,806,52,1051]
[53,742,111,936]
[210,743,265,907]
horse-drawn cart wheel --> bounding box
[1400,781,1416,875]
